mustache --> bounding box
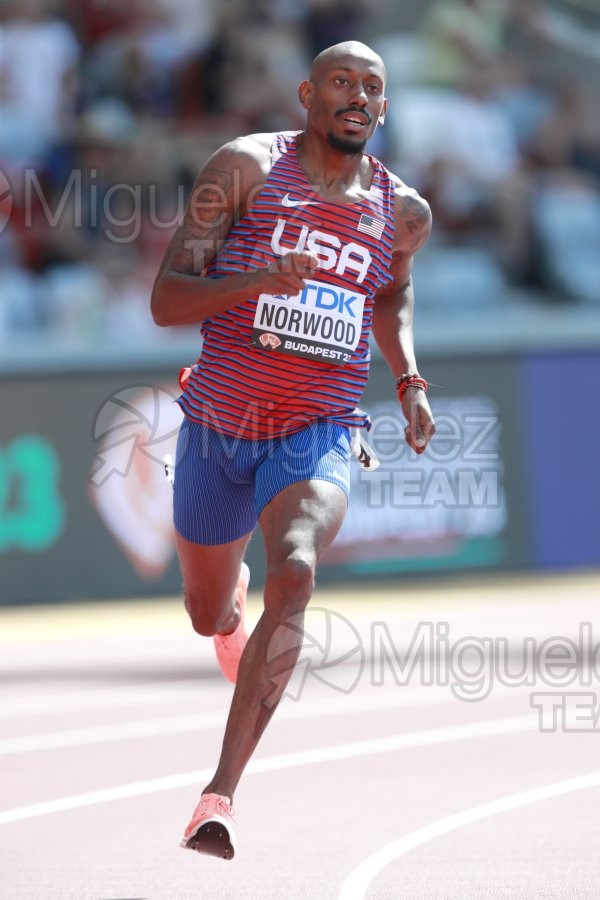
[336,107,373,123]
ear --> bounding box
[378,97,387,126]
[298,80,313,110]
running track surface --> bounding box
[1,571,599,900]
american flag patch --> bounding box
[357,214,385,239]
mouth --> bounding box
[337,111,371,132]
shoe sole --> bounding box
[181,821,235,860]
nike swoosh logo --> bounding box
[282,193,319,208]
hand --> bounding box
[401,388,436,455]
[256,251,319,296]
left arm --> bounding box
[372,187,435,454]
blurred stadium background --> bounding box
[1,0,599,605]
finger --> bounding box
[272,254,312,277]
[420,409,436,447]
[403,424,419,453]
[404,419,430,454]
[293,250,319,264]
[408,403,426,450]
[277,276,308,294]
[292,251,319,272]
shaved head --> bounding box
[299,40,387,157]
[310,41,386,86]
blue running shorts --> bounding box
[173,417,351,545]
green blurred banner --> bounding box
[0,349,595,605]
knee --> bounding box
[265,553,315,618]
[184,590,227,637]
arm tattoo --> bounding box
[189,168,232,226]
[166,167,233,275]
[398,193,431,251]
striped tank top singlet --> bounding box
[178,130,395,440]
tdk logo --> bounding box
[273,283,360,316]
[271,219,372,284]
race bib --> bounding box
[250,278,366,365]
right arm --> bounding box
[151,137,317,327]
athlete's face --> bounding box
[300,54,387,155]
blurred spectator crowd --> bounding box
[381,0,600,311]
[0,0,599,345]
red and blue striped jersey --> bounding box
[178,131,395,439]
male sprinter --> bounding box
[151,41,435,859]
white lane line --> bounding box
[0,712,225,754]
[0,684,518,755]
[0,681,203,719]
[0,713,537,825]
[338,771,600,900]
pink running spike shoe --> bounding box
[180,793,236,859]
[213,562,250,684]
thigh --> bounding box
[259,478,348,571]
[173,417,258,546]
[175,528,252,608]
[255,421,351,524]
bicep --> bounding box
[374,189,432,301]
[396,192,432,255]
[158,152,239,278]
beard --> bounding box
[326,131,367,155]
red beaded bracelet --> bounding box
[396,373,428,401]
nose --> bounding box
[350,82,368,107]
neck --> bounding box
[296,129,365,191]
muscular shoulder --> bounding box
[208,132,282,213]
[211,132,275,179]
[192,132,278,219]
[388,174,432,256]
